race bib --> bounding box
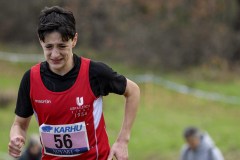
[39,122,90,157]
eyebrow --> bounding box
[44,43,67,46]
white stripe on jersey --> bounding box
[93,96,103,160]
[93,97,103,129]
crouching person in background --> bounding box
[18,134,42,160]
[180,127,224,160]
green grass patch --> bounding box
[163,67,240,97]
[104,84,240,160]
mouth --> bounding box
[50,58,63,64]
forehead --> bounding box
[43,32,69,44]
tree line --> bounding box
[0,0,240,70]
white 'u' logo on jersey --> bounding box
[76,97,84,106]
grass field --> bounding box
[0,60,240,160]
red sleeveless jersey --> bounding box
[30,57,110,160]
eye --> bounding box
[59,45,66,49]
[45,45,53,49]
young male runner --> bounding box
[8,6,140,160]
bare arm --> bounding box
[8,115,31,158]
[108,79,140,160]
[117,79,140,142]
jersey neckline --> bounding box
[37,57,83,95]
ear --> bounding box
[72,33,78,48]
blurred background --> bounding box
[0,0,240,160]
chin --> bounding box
[49,63,64,71]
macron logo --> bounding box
[35,99,51,104]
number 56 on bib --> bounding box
[40,122,90,157]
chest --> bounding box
[31,86,95,125]
[186,149,212,160]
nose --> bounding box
[51,47,60,58]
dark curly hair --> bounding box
[37,6,76,42]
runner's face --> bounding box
[40,32,77,75]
